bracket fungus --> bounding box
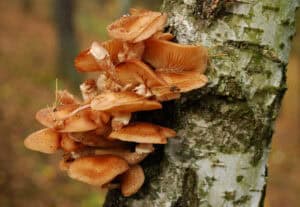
[24,8,208,198]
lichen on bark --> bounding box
[104,0,299,206]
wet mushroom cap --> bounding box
[143,38,208,73]
[132,13,167,43]
[115,59,167,88]
[121,165,145,197]
[156,71,208,93]
[68,155,129,186]
[109,122,176,144]
[74,39,123,72]
[35,105,98,132]
[90,91,162,113]
[107,10,166,43]
[24,128,61,154]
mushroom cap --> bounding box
[150,85,181,101]
[24,128,61,154]
[60,133,84,152]
[68,131,126,148]
[115,59,167,88]
[143,38,208,73]
[74,39,123,72]
[109,122,176,144]
[36,105,97,132]
[107,9,166,43]
[121,165,145,197]
[90,91,162,113]
[68,155,129,186]
[156,71,208,93]
[132,13,167,43]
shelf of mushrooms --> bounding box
[24,8,208,197]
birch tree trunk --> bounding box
[104,0,299,206]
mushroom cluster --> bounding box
[24,8,208,197]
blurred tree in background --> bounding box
[54,0,81,88]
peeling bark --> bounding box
[104,0,299,206]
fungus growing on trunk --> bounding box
[68,155,129,186]
[121,165,145,197]
[144,38,208,73]
[24,128,61,154]
[109,122,176,144]
[24,8,208,198]
[35,105,98,132]
[90,91,162,112]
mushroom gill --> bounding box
[143,38,208,73]
[109,122,176,144]
[115,59,167,88]
[90,91,162,113]
[156,71,208,93]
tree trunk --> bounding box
[54,0,81,88]
[104,0,299,206]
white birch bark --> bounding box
[104,0,299,206]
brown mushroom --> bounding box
[107,9,166,43]
[36,104,97,132]
[118,42,145,63]
[66,148,149,165]
[115,59,167,89]
[57,90,79,105]
[143,38,208,73]
[150,85,181,101]
[135,143,154,153]
[152,32,174,41]
[24,128,61,154]
[90,91,162,113]
[156,71,208,93]
[74,39,123,72]
[61,133,84,152]
[132,13,167,43]
[109,122,176,144]
[121,165,145,197]
[111,112,132,130]
[68,155,129,186]
[94,149,149,165]
[68,131,125,148]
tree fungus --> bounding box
[24,8,208,197]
